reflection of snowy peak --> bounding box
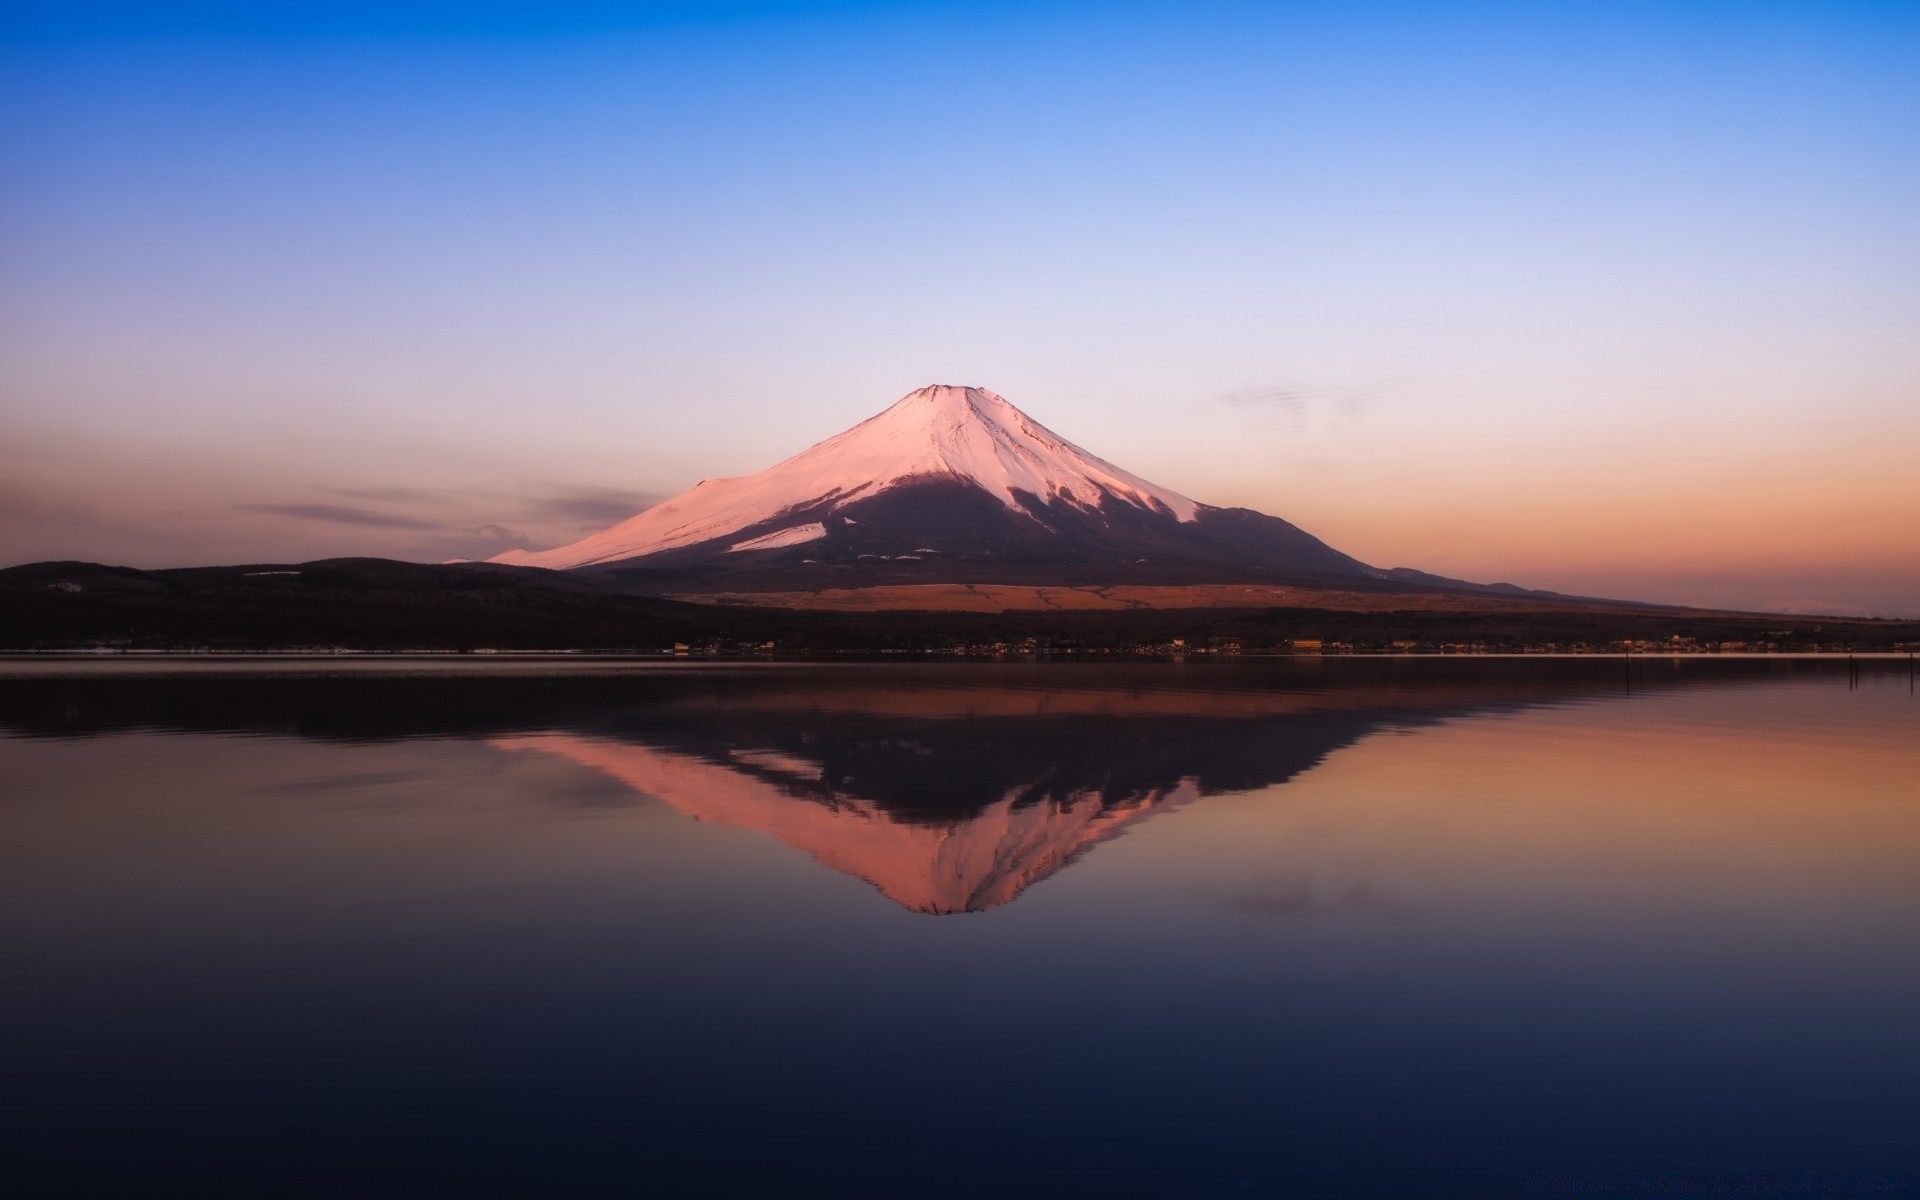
[494,732,1201,914]
[486,691,1394,914]
[490,382,1382,582]
[492,385,1200,570]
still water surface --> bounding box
[2,658,1916,1197]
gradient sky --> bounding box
[2,2,1916,614]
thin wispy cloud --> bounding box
[1217,382,1395,431]
[315,484,660,532]
[223,483,667,561]
[321,486,442,504]
[239,503,443,530]
[515,487,662,528]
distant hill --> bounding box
[0,558,707,651]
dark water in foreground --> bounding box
[2,657,1916,1198]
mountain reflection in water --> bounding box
[0,656,1839,915]
[4,657,1917,1199]
[485,685,1457,914]
[494,732,1204,913]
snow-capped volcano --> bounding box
[494,385,1199,570]
[490,383,1379,584]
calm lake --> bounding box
[2,657,1916,1198]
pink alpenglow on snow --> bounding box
[491,732,1198,914]
[729,522,828,553]
[490,385,1199,570]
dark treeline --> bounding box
[4,558,1916,653]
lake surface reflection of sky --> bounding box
[3,659,1916,1197]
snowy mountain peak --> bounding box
[491,384,1200,570]
[812,383,1197,517]
[882,383,1028,427]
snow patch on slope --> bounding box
[492,385,1200,570]
[729,523,827,553]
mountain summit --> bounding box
[494,385,1206,569]
[490,383,1405,588]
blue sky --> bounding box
[2,2,1915,612]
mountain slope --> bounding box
[489,384,1371,582]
